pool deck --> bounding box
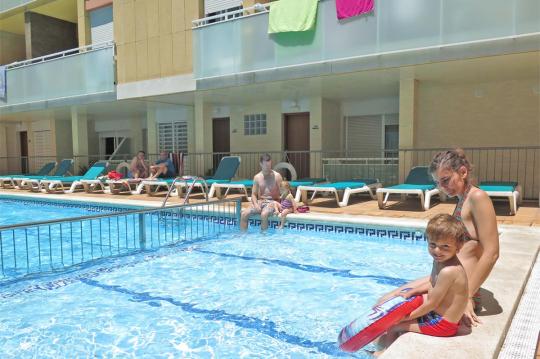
[1,189,539,358]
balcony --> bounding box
[193,0,540,81]
[0,0,34,13]
[0,42,116,112]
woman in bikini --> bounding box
[377,149,499,327]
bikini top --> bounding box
[453,184,475,241]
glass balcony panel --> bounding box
[3,46,115,107]
[378,0,440,51]
[273,12,324,67]
[0,0,32,13]
[516,0,540,35]
[196,21,239,77]
[238,14,275,73]
[322,0,377,59]
[442,0,514,43]
[193,0,539,79]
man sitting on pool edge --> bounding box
[240,153,282,232]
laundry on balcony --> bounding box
[335,0,374,20]
[268,0,319,34]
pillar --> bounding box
[71,107,89,174]
[398,77,419,182]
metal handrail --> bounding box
[0,198,237,232]
[5,41,114,69]
[162,176,210,207]
[192,3,270,28]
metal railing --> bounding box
[4,41,115,69]
[0,199,241,281]
[1,146,538,199]
[192,3,271,28]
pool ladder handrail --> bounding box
[161,176,210,207]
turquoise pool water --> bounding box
[0,197,130,226]
[0,224,431,358]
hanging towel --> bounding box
[335,0,374,20]
[268,0,319,34]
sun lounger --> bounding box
[105,178,145,195]
[174,156,242,199]
[17,159,74,191]
[294,179,381,207]
[376,166,443,211]
[38,162,108,193]
[209,178,327,201]
[0,161,56,189]
[479,181,522,215]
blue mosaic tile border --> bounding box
[180,213,426,241]
[0,196,139,213]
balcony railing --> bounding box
[0,42,116,109]
[193,0,540,79]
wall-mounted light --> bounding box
[312,125,320,130]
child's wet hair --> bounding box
[429,148,473,176]
[426,214,467,243]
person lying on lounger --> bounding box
[148,151,176,179]
[129,150,150,179]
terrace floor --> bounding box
[1,188,539,227]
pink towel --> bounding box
[335,0,374,20]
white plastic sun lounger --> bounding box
[376,166,444,211]
[294,179,381,207]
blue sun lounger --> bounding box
[294,179,381,207]
[38,162,108,193]
[0,161,56,188]
[479,181,522,215]
[376,166,443,211]
[142,156,242,198]
[15,159,74,190]
[174,156,242,197]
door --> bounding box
[212,117,230,172]
[19,131,28,174]
[284,113,310,179]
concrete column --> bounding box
[130,117,143,154]
[194,95,213,175]
[146,106,158,155]
[398,77,419,181]
[77,0,92,47]
[71,107,89,174]
[0,125,7,173]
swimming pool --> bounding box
[0,221,431,358]
[0,196,137,226]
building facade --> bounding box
[0,0,539,197]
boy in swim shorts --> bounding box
[376,214,469,354]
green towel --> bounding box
[268,0,319,34]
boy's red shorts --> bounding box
[416,296,459,337]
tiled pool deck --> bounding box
[1,189,539,358]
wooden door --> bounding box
[212,117,230,172]
[284,113,310,179]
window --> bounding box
[244,114,267,135]
[158,121,188,153]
